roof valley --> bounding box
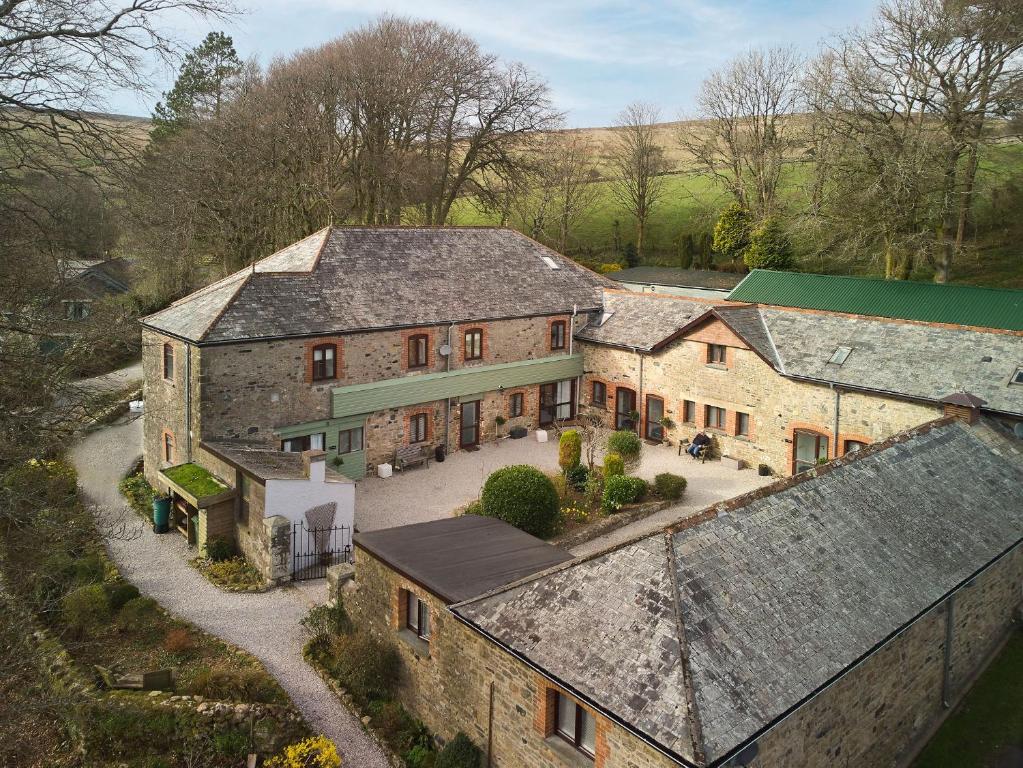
[663,531,708,766]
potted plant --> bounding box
[758,463,771,477]
[628,409,641,432]
[495,415,507,439]
[658,416,675,444]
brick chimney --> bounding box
[302,450,327,482]
[939,392,986,425]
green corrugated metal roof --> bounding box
[331,354,583,418]
[727,270,1023,331]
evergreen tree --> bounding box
[623,242,639,268]
[678,233,694,269]
[744,217,794,270]
[712,203,753,264]
[151,32,243,141]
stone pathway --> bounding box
[70,415,388,767]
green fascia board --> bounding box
[277,413,366,440]
[331,354,584,418]
[728,270,1023,331]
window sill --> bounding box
[397,628,430,658]
[544,736,593,766]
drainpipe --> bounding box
[570,305,580,415]
[184,343,193,462]
[487,680,495,767]
[831,384,841,459]
[942,594,955,708]
[444,322,454,452]
[637,347,645,435]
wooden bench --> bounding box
[394,444,431,472]
[679,439,712,463]
[95,665,174,691]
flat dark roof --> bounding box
[354,515,574,604]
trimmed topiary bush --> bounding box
[480,465,560,538]
[566,463,589,492]
[607,429,642,468]
[436,733,483,768]
[603,452,625,478]
[653,473,687,501]
[602,476,648,513]
[558,429,582,473]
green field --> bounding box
[450,142,1023,288]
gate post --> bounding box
[264,515,291,585]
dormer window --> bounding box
[311,344,337,381]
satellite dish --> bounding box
[439,344,452,357]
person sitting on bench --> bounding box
[687,432,710,458]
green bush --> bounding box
[405,745,435,768]
[603,452,625,478]
[566,463,589,492]
[302,599,353,640]
[61,584,111,635]
[558,430,581,472]
[583,467,604,510]
[2,458,78,517]
[607,430,641,467]
[653,473,687,501]
[117,596,160,631]
[462,499,483,516]
[744,216,794,270]
[184,665,283,704]
[436,733,483,768]
[713,202,753,262]
[118,473,157,519]
[204,535,235,562]
[602,476,648,513]
[105,580,141,610]
[480,465,560,538]
[329,630,402,706]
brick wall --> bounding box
[579,321,940,476]
[349,548,674,768]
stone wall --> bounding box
[350,548,673,768]
[752,544,1022,768]
[579,324,940,476]
[142,329,197,487]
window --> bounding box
[163,342,174,381]
[408,334,429,368]
[405,590,430,641]
[539,380,575,426]
[707,344,727,365]
[281,433,325,452]
[592,381,607,407]
[682,400,696,425]
[736,411,750,437]
[163,432,175,463]
[705,405,726,430]
[510,392,524,418]
[311,343,336,381]
[550,320,567,350]
[409,413,429,444]
[844,439,867,454]
[554,692,596,758]
[645,396,664,441]
[338,427,363,454]
[794,430,829,473]
[464,328,483,361]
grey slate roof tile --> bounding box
[142,227,611,343]
[575,292,711,351]
[455,419,1023,765]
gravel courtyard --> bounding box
[355,432,774,550]
[70,416,389,768]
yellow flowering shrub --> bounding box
[265,735,340,768]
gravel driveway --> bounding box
[70,416,389,767]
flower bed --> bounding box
[190,555,268,593]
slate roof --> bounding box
[354,515,574,604]
[608,267,744,292]
[201,441,351,483]
[575,291,717,352]
[141,227,611,343]
[728,269,1023,331]
[454,418,1023,766]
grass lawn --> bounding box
[163,461,228,498]
[914,631,1023,768]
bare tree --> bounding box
[608,102,667,258]
[678,46,803,218]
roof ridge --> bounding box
[197,269,253,342]
[663,532,708,765]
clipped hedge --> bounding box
[558,429,582,472]
[602,476,648,513]
[480,464,560,538]
[607,430,642,467]
[653,473,687,501]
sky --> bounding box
[108,0,879,128]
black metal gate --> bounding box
[291,521,352,581]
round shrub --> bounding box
[603,452,625,478]
[602,476,648,513]
[265,736,340,768]
[566,463,589,492]
[653,473,687,501]
[607,429,642,467]
[480,465,560,538]
[558,429,582,472]
[62,584,111,635]
[436,733,483,768]
[105,580,141,610]
[329,630,402,705]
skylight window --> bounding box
[1011,367,1023,385]
[540,255,560,270]
[828,346,853,366]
